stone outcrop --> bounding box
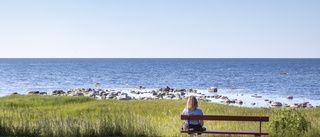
[11,92,19,95]
[235,99,243,105]
[28,91,40,95]
[286,95,293,99]
[271,102,282,107]
[76,92,85,96]
[52,90,65,95]
[17,87,317,109]
[136,86,146,89]
[117,93,132,100]
[208,87,218,92]
[40,92,47,95]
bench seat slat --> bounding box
[181,130,269,135]
[181,115,269,122]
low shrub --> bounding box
[267,108,310,137]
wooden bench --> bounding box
[181,115,269,137]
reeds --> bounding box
[0,95,320,136]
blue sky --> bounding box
[0,0,319,58]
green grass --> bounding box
[0,95,320,136]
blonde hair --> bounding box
[186,96,198,110]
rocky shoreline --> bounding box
[10,86,318,108]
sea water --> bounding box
[0,58,319,107]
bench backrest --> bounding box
[181,115,269,122]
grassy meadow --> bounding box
[0,95,320,137]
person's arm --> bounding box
[182,108,186,114]
[200,120,204,126]
[199,109,204,126]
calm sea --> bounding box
[0,58,319,101]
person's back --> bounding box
[181,96,204,131]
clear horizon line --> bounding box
[0,57,319,59]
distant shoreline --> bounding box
[0,57,320,59]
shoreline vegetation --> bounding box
[0,95,320,136]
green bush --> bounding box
[267,108,310,137]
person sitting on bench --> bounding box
[181,96,205,131]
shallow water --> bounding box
[119,88,320,108]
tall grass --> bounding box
[0,95,157,136]
[0,95,320,136]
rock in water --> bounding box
[208,87,218,92]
